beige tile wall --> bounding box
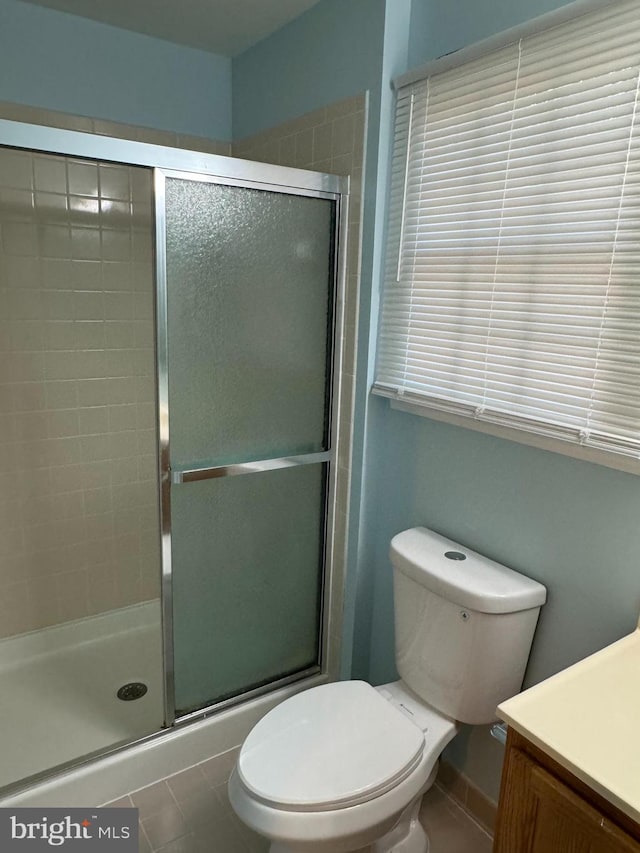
[0,100,231,156]
[0,100,230,640]
[233,94,367,676]
[0,148,160,637]
[0,96,359,652]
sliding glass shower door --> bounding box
[157,171,339,719]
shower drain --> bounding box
[117,682,148,701]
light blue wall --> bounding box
[345,0,412,683]
[0,0,232,139]
[232,0,387,140]
[362,403,640,687]
[408,0,575,67]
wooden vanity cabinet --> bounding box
[494,729,640,853]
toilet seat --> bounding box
[229,680,459,852]
[236,681,425,811]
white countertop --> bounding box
[498,627,640,825]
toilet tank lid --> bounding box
[390,528,546,614]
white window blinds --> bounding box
[375,0,640,459]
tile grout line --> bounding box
[434,783,494,841]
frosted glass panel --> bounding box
[163,173,336,718]
[165,179,335,467]
[172,464,325,714]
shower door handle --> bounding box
[171,450,332,484]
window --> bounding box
[375,0,640,464]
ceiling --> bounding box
[19,0,323,56]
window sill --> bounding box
[384,396,640,477]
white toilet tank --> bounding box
[391,527,546,725]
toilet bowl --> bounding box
[228,680,458,853]
[229,527,547,853]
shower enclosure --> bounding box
[0,120,348,793]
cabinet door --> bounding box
[529,763,638,853]
[494,748,639,853]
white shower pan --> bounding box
[0,601,163,791]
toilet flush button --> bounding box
[444,551,466,561]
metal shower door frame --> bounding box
[154,166,349,727]
[0,120,349,793]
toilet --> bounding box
[228,527,546,853]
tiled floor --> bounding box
[420,786,493,853]
[106,750,493,853]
